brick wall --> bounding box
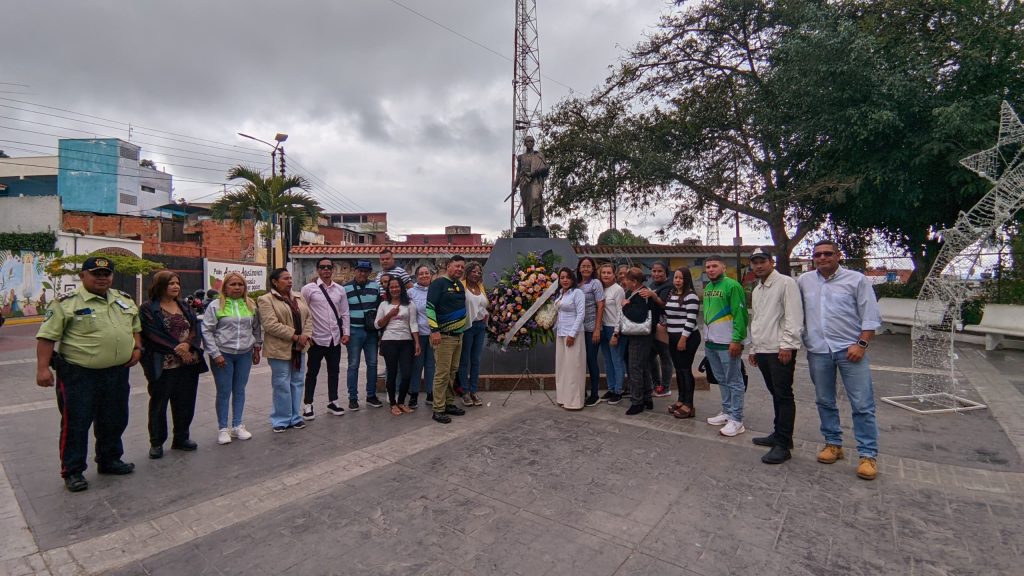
[62,212,257,261]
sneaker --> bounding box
[272,426,287,433]
[366,396,384,408]
[706,412,730,426]
[817,444,845,464]
[64,473,88,493]
[653,386,671,398]
[217,428,232,445]
[232,425,252,440]
[857,457,878,480]
[644,400,654,411]
[326,402,345,416]
[426,394,434,404]
[462,394,473,406]
[292,420,306,430]
[720,420,746,437]
[584,395,601,407]
[471,393,483,406]
[625,404,644,415]
[408,396,419,409]
[432,412,452,424]
[762,445,791,464]
[606,393,623,405]
[348,399,360,411]
[444,404,466,416]
[600,391,613,400]
[302,403,315,421]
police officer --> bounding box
[36,256,142,492]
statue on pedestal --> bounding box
[513,135,549,230]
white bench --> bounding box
[878,297,945,334]
[963,303,1024,351]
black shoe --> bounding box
[149,446,163,459]
[64,473,88,492]
[752,434,778,447]
[600,391,613,400]
[302,404,315,420]
[326,402,345,416]
[432,412,452,424]
[762,445,792,465]
[272,425,287,433]
[644,400,654,410]
[625,404,644,416]
[366,396,384,408]
[408,395,419,409]
[171,439,198,451]
[292,420,306,429]
[426,394,434,404]
[444,404,466,416]
[348,399,360,411]
[606,393,623,405]
[97,460,135,475]
[585,395,601,407]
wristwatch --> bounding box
[857,339,869,349]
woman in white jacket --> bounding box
[375,277,421,415]
[554,267,586,410]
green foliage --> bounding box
[873,282,920,300]
[0,232,56,252]
[596,228,649,246]
[46,252,164,277]
[962,299,985,326]
[249,289,268,300]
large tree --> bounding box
[210,166,321,278]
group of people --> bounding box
[549,240,881,480]
[35,241,881,493]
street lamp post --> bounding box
[237,132,289,271]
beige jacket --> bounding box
[750,270,803,353]
[256,291,313,361]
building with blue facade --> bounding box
[0,139,172,216]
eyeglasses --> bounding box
[317,265,334,270]
[812,251,835,258]
[88,270,113,277]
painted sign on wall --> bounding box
[0,250,60,318]
[204,259,267,293]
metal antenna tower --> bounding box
[509,0,544,230]
[705,206,721,245]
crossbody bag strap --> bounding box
[317,284,341,320]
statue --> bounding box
[513,135,549,228]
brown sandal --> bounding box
[671,404,695,419]
[667,401,685,415]
[398,404,413,414]
[390,405,403,416]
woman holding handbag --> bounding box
[554,267,586,410]
[375,277,421,415]
[621,267,656,415]
[140,271,208,459]
[257,268,313,433]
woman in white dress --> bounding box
[554,267,586,410]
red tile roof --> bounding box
[290,243,759,257]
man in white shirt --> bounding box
[747,248,803,465]
[798,240,882,481]
[300,258,351,419]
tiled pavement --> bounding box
[0,326,1022,575]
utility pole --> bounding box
[510,0,544,231]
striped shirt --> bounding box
[664,291,700,338]
[377,266,413,295]
[343,280,381,331]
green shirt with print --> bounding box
[36,288,141,369]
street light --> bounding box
[237,132,288,176]
[237,131,290,270]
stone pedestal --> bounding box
[512,225,550,238]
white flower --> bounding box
[535,302,557,329]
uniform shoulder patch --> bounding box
[57,292,76,302]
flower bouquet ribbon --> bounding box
[500,281,559,351]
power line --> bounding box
[0,159,231,185]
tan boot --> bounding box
[817,444,845,464]
[857,457,878,480]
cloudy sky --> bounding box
[1,1,724,243]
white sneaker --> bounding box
[217,428,232,444]
[720,420,746,437]
[231,425,252,440]
[706,412,729,426]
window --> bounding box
[141,185,156,193]
[119,193,138,206]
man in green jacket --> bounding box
[702,255,749,437]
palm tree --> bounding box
[210,166,321,278]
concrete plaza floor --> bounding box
[0,323,1021,575]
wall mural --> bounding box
[0,250,59,318]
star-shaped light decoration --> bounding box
[960,101,1024,182]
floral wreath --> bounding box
[486,251,561,350]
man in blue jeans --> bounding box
[798,240,882,481]
[344,260,383,410]
[701,256,749,437]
